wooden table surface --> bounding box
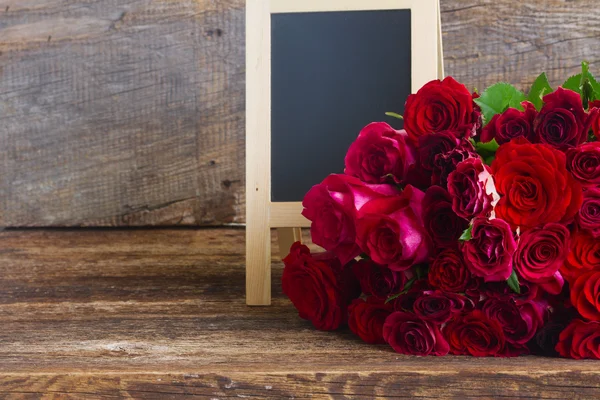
[0,228,599,399]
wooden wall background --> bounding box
[0,0,598,227]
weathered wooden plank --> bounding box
[1,1,600,226]
[0,229,598,398]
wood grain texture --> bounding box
[0,228,599,398]
[1,0,600,226]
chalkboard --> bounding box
[271,9,412,202]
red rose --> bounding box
[404,77,475,143]
[447,157,497,220]
[344,122,417,184]
[570,271,600,321]
[561,230,600,282]
[480,297,545,356]
[513,223,570,295]
[348,297,393,344]
[432,141,478,188]
[481,102,538,144]
[577,188,600,238]
[282,243,356,330]
[423,186,469,251]
[428,249,472,293]
[462,217,517,282]
[556,319,600,359]
[566,142,600,188]
[413,291,472,324]
[534,87,595,149]
[492,139,583,231]
[445,310,507,357]
[356,185,431,271]
[383,311,449,356]
[591,100,600,140]
[418,131,461,173]
[387,279,432,312]
[352,259,405,299]
[302,174,398,264]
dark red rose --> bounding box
[447,157,497,220]
[432,141,478,188]
[302,174,399,264]
[348,297,393,344]
[387,279,432,312]
[413,291,472,324]
[423,186,469,251]
[356,185,431,271]
[492,138,583,231]
[383,311,450,356]
[481,102,538,144]
[570,270,600,321]
[282,243,356,330]
[480,297,545,356]
[534,320,570,357]
[591,100,600,140]
[556,319,600,359]
[561,230,600,282]
[577,188,600,238]
[462,217,517,282]
[418,131,461,173]
[404,77,475,143]
[566,142,600,188]
[344,122,417,184]
[534,87,595,150]
[444,310,507,357]
[428,249,472,293]
[352,259,405,299]
[513,223,569,295]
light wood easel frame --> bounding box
[246,0,444,305]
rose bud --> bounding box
[577,188,600,238]
[432,141,478,188]
[302,174,399,265]
[492,138,583,231]
[413,291,473,324]
[352,259,405,300]
[462,217,517,282]
[561,230,600,283]
[447,157,498,220]
[344,122,417,184]
[428,249,472,293]
[356,185,432,271]
[555,319,600,359]
[348,297,393,344]
[566,142,600,188]
[383,311,450,356]
[404,77,476,143]
[423,186,469,251]
[534,87,597,150]
[444,310,507,357]
[513,223,570,295]
[481,101,538,144]
[480,297,545,356]
[570,270,600,322]
[282,243,358,331]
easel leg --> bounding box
[246,217,272,306]
[277,227,303,258]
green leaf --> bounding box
[474,83,526,126]
[507,270,521,294]
[562,62,600,107]
[459,225,473,242]
[385,112,404,120]
[474,139,500,166]
[527,73,553,111]
[563,74,582,93]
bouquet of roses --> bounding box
[282,62,600,359]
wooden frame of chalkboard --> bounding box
[246,0,443,305]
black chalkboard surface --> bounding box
[271,9,412,202]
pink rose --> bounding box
[356,185,431,271]
[302,174,398,264]
[344,122,417,184]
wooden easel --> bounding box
[246,0,443,305]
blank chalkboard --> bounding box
[271,9,412,202]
